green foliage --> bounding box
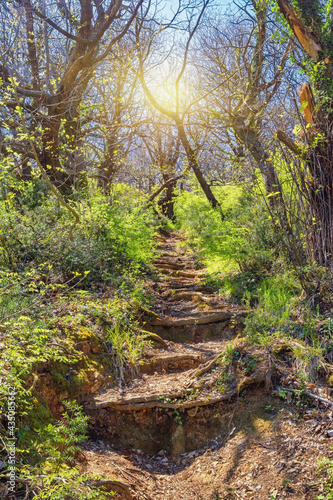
[244,271,302,338]
[218,269,268,304]
[0,180,156,497]
[24,401,88,471]
[20,402,110,499]
[106,320,149,381]
[272,0,333,99]
[294,0,323,37]
[0,315,75,421]
[27,474,111,500]
[214,343,236,393]
[0,270,40,323]
[0,185,157,287]
[0,285,148,497]
[174,184,275,277]
[316,457,333,499]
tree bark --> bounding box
[276,0,323,60]
[277,0,333,267]
[24,0,40,90]
[175,120,223,213]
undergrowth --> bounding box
[0,183,157,498]
[174,181,333,394]
[174,183,275,279]
[0,184,156,286]
[316,458,333,499]
[1,174,333,498]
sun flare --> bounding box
[148,73,190,112]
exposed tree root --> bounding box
[154,260,187,270]
[191,352,222,378]
[140,354,204,373]
[150,312,239,326]
[237,370,267,393]
[162,290,204,301]
[93,390,238,411]
[139,330,169,347]
[158,269,203,278]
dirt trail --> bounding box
[81,232,333,499]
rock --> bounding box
[327,429,333,437]
[161,457,168,463]
[171,424,186,461]
[82,341,91,354]
[158,449,165,456]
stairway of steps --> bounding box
[85,232,247,459]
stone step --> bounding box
[156,279,202,289]
[155,251,182,258]
[87,392,237,457]
[162,290,212,302]
[153,260,188,270]
[87,388,236,411]
[160,284,217,294]
[86,340,268,459]
[154,263,187,272]
[85,358,238,412]
[153,302,201,316]
[87,232,251,460]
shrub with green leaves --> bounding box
[174,183,275,276]
[0,184,157,287]
[0,289,148,498]
[19,402,110,499]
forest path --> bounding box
[80,232,333,500]
[85,231,248,454]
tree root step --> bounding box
[88,389,238,411]
[154,260,187,270]
[150,311,244,326]
[157,268,203,278]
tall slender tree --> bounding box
[135,0,223,213]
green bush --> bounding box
[19,402,110,499]
[174,184,275,275]
[219,269,268,304]
[0,185,157,287]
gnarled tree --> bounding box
[0,0,145,194]
[276,0,333,267]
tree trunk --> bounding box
[176,120,223,214]
[276,0,333,269]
